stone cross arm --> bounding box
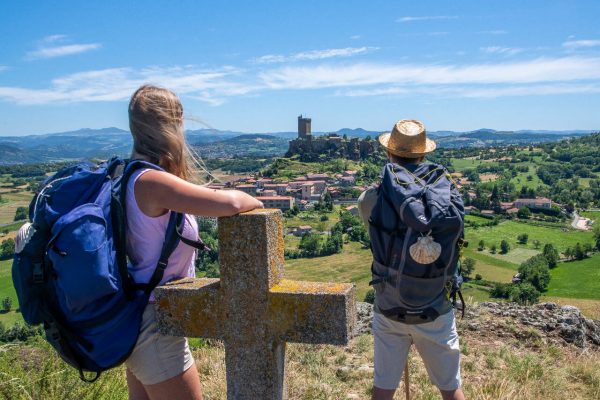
[156,277,354,345]
[154,209,356,399]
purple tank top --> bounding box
[125,169,198,299]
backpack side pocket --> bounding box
[48,204,118,313]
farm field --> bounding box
[449,157,489,171]
[509,165,546,189]
[0,259,22,326]
[464,220,594,254]
[0,190,33,224]
[284,241,372,300]
[546,254,600,300]
[580,210,600,222]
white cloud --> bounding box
[350,35,361,40]
[563,39,600,49]
[261,57,600,89]
[26,43,102,60]
[254,47,378,63]
[480,46,523,56]
[338,83,600,98]
[41,34,68,44]
[397,16,458,23]
[0,66,253,105]
[4,56,600,106]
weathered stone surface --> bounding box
[269,279,355,344]
[155,209,356,400]
[155,278,221,338]
[354,301,600,350]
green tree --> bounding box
[299,232,322,257]
[14,207,28,221]
[462,258,476,279]
[322,191,333,212]
[594,226,600,251]
[574,243,585,260]
[490,244,497,254]
[517,207,531,219]
[518,255,551,292]
[478,240,485,251]
[0,238,15,259]
[542,244,559,268]
[322,231,343,255]
[500,240,510,254]
[490,283,511,299]
[510,283,540,305]
[563,247,574,260]
[1,297,12,312]
[517,233,529,244]
[533,240,541,249]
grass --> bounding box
[580,210,600,222]
[0,190,32,225]
[285,241,372,301]
[450,157,488,171]
[509,165,546,190]
[283,207,341,231]
[1,327,599,399]
[0,259,23,327]
[546,253,600,300]
[465,220,593,255]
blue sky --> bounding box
[1,0,600,135]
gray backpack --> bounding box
[368,162,465,324]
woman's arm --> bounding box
[134,170,264,217]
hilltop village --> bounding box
[203,116,581,234]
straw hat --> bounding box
[378,119,436,157]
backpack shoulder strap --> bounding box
[114,159,208,294]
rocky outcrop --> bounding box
[354,301,600,349]
[480,302,600,349]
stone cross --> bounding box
[154,209,356,400]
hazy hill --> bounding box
[0,127,596,164]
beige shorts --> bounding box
[125,303,195,385]
[373,310,461,391]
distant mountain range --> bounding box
[0,127,596,164]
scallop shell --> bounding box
[15,222,35,254]
[409,235,442,264]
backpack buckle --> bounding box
[32,262,44,284]
[156,260,168,270]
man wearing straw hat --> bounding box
[358,120,465,400]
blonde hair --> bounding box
[128,85,195,181]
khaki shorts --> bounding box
[125,304,195,385]
[373,310,461,391]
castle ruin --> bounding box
[286,115,377,161]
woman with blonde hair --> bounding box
[124,85,263,400]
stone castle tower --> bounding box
[298,115,311,139]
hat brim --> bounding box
[378,132,437,157]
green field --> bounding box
[465,220,593,254]
[0,259,22,326]
[580,210,600,222]
[546,253,600,300]
[283,206,341,231]
[450,157,487,171]
[285,241,372,300]
[510,164,546,189]
[0,190,33,224]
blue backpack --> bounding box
[368,162,466,324]
[12,157,206,381]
